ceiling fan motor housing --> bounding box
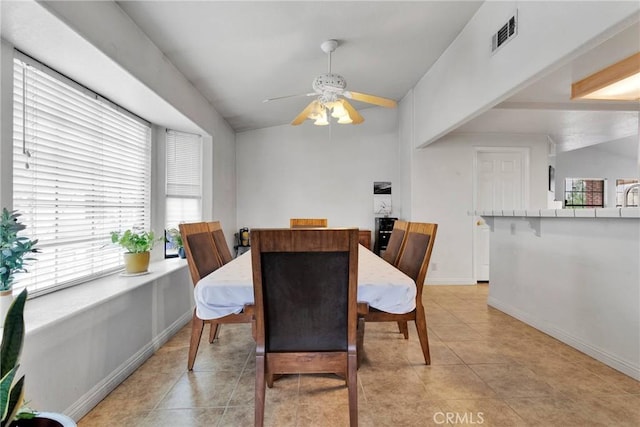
[313,73,346,92]
[313,73,346,103]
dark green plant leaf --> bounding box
[0,290,27,379]
[0,366,18,423]
[3,375,24,425]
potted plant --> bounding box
[110,229,157,274]
[0,209,38,321]
[1,289,76,427]
[166,228,185,259]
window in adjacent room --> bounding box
[12,51,152,296]
[616,179,639,207]
[165,129,202,257]
[564,178,605,208]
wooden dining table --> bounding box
[194,245,416,321]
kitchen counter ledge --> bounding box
[469,207,639,218]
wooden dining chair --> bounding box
[363,222,438,364]
[380,220,410,337]
[289,218,328,228]
[251,228,359,427]
[381,220,409,265]
[180,222,253,370]
[207,221,233,265]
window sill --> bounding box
[22,258,189,334]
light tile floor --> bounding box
[78,285,640,426]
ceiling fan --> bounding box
[264,39,397,126]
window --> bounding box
[616,179,639,207]
[564,178,605,208]
[165,129,202,256]
[12,52,151,296]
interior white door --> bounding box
[473,148,528,281]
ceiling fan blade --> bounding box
[263,93,316,103]
[341,99,364,124]
[344,91,397,108]
[291,100,319,126]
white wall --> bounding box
[488,216,640,380]
[409,132,549,284]
[0,1,237,420]
[555,136,639,207]
[236,107,399,233]
[413,1,640,146]
[397,89,414,220]
[21,265,192,417]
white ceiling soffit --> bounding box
[454,20,640,153]
[0,0,205,135]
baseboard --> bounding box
[488,296,640,381]
[64,310,192,420]
[426,278,476,285]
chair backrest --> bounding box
[251,228,358,353]
[207,221,233,265]
[381,220,409,265]
[289,218,328,228]
[180,222,224,286]
[396,222,438,295]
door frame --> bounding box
[472,146,530,282]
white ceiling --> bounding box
[116,1,484,132]
[117,1,640,152]
[2,1,638,153]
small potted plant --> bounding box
[110,229,157,274]
[0,208,38,321]
[1,289,77,427]
[166,228,185,259]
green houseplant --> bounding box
[1,289,31,426]
[1,289,76,427]
[166,228,185,259]
[0,209,38,322]
[110,229,157,274]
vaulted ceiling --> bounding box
[117,1,639,152]
[3,1,638,153]
[117,1,483,132]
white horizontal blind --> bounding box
[12,55,151,296]
[165,130,202,230]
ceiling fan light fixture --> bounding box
[337,115,353,124]
[307,101,325,120]
[571,52,640,101]
[313,108,329,126]
[308,99,353,125]
[330,100,349,119]
[283,39,397,126]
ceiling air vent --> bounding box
[491,12,518,54]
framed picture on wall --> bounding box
[373,182,392,215]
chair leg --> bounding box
[188,311,205,371]
[255,354,266,427]
[209,322,219,343]
[347,352,358,427]
[397,321,409,339]
[414,306,431,365]
[266,373,276,388]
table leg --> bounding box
[357,317,365,368]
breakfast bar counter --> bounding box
[475,208,639,380]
